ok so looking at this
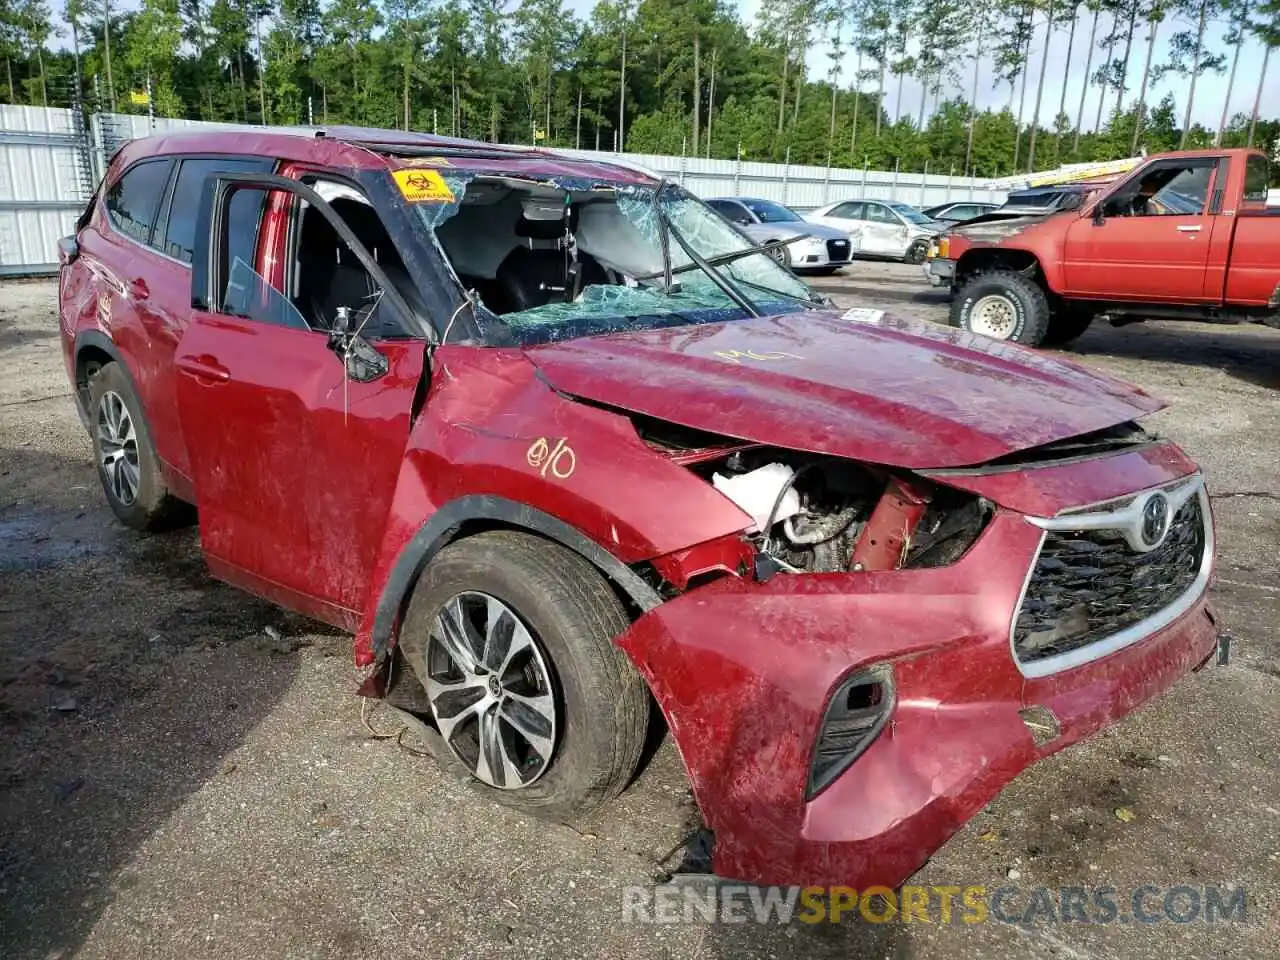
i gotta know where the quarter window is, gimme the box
[105,159,174,246]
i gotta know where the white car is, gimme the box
[805,199,944,264]
[705,197,859,275]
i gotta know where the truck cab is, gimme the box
[926,149,1280,346]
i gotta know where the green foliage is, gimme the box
[0,0,1274,176]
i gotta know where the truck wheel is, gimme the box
[398,531,650,822]
[1042,308,1095,347]
[87,361,186,531]
[951,271,1051,345]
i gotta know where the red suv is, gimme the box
[57,127,1223,889]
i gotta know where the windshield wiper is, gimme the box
[665,219,762,318]
[730,276,821,309]
[646,180,760,317]
[633,235,805,282]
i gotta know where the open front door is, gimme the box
[175,172,430,627]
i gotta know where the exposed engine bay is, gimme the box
[694,447,994,577]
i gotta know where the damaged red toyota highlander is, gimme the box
[57,127,1224,889]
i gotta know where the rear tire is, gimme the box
[398,531,650,822]
[1042,306,1095,347]
[951,271,1051,346]
[87,361,185,531]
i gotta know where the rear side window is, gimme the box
[1243,155,1270,204]
[158,156,274,263]
[105,159,174,246]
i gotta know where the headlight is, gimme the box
[929,236,950,260]
[806,665,895,799]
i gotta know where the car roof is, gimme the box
[109,125,657,185]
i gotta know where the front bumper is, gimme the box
[924,256,955,287]
[789,235,860,269]
[616,454,1218,889]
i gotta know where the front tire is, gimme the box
[768,240,792,269]
[398,531,650,821]
[904,240,929,265]
[87,361,185,530]
[951,271,1051,345]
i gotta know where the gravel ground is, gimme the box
[1,267,1277,960]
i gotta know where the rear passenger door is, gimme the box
[139,156,274,485]
[88,158,179,465]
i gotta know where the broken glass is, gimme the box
[403,172,819,345]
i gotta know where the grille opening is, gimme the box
[1014,493,1206,666]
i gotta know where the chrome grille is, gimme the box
[1014,480,1209,673]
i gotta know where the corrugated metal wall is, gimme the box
[0,106,97,277]
[0,106,1015,278]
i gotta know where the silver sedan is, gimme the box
[705,197,859,274]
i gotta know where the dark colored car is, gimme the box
[57,126,1223,890]
[921,201,1000,224]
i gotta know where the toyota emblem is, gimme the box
[1140,493,1170,548]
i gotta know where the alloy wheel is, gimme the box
[423,591,559,789]
[96,390,140,506]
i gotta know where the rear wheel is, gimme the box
[398,531,650,821]
[1042,306,1096,347]
[951,270,1051,346]
[87,361,185,530]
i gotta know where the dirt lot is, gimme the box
[1,266,1277,960]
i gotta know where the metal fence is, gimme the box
[1,105,1011,278]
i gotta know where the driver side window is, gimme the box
[216,182,415,339]
[1102,163,1214,218]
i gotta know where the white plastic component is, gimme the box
[713,463,802,531]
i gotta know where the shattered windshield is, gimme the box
[394,168,817,345]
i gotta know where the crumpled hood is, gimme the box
[949,212,1056,240]
[524,310,1163,469]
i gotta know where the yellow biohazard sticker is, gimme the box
[392,168,455,203]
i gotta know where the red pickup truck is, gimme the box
[925,148,1280,345]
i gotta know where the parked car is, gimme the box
[59,126,1223,891]
[925,148,1280,346]
[805,199,944,263]
[921,201,1000,224]
[705,197,857,274]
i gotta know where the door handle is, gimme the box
[177,354,230,383]
[128,277,150,300]
[1176,225,1202,233]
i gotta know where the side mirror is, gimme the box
[329,329,389,382]
[57,236,79,266]
[1092,205,1107,226]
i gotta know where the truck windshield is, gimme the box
[403,170,819,345]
